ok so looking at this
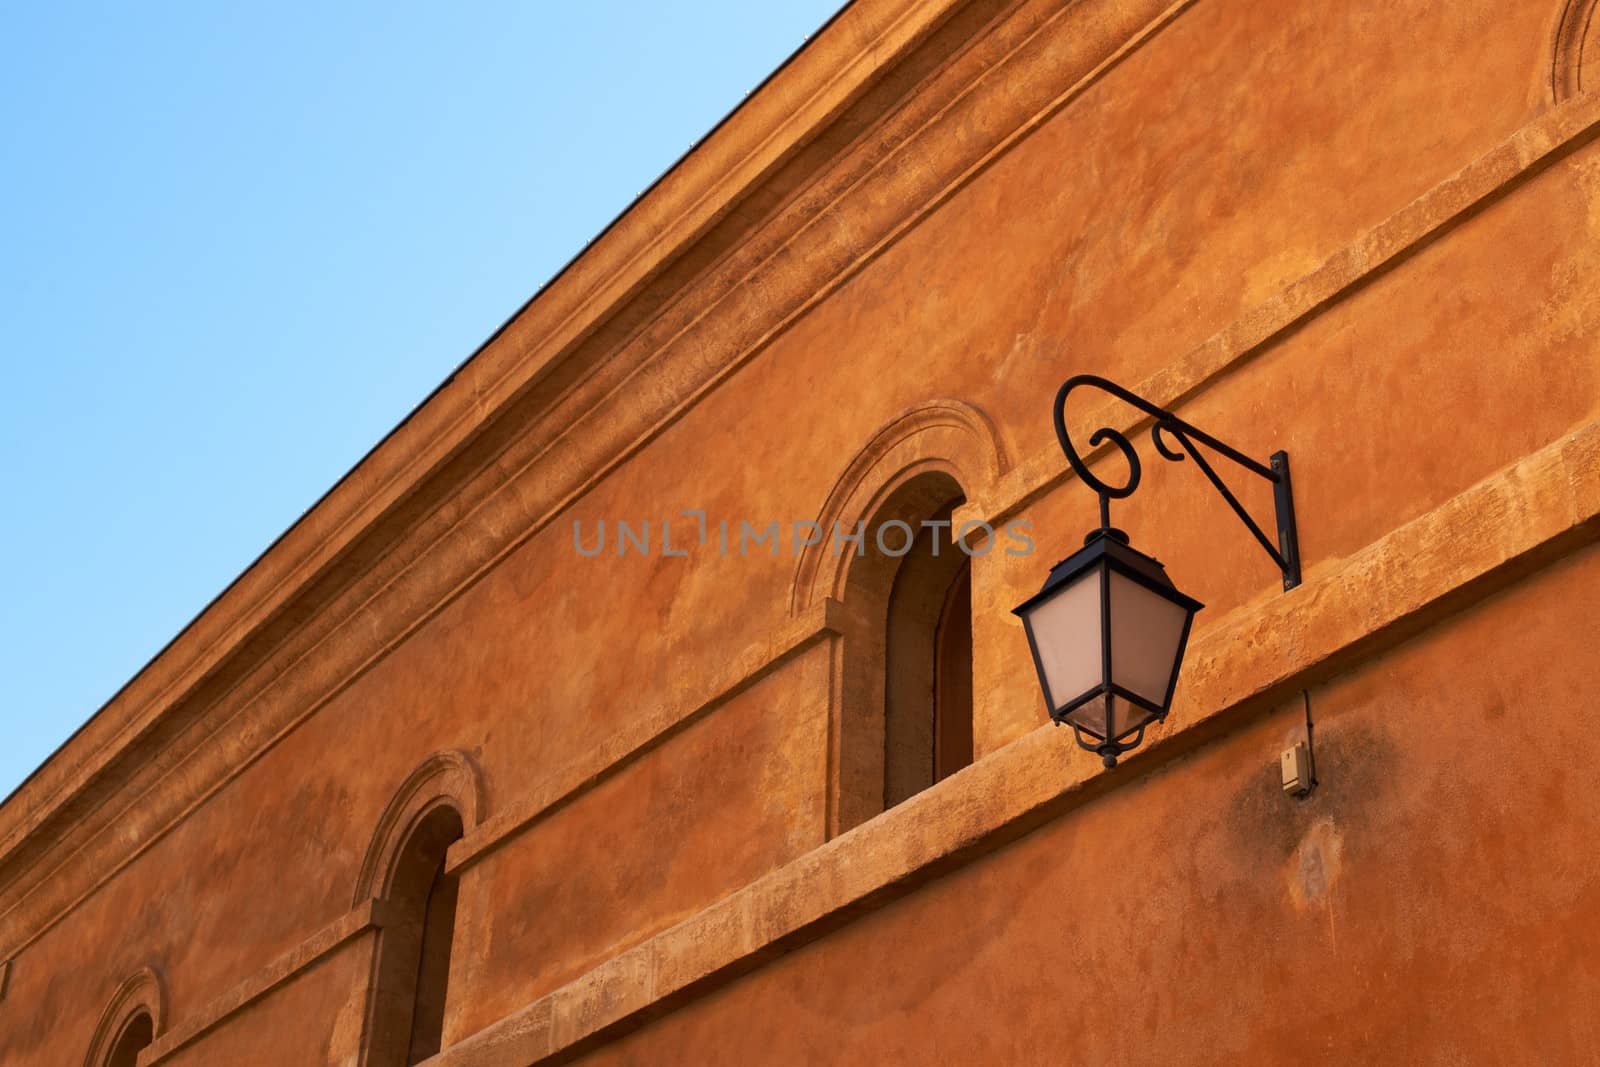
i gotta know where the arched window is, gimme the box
[355,751,482,1067]
[883,498,974,807]
[838,470,975,828]
[102,1012,152,1067]
[84,967,163,1067]
[369,805,464,1066]
[791,400,1005,836]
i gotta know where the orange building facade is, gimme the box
[5,0,1600,1063]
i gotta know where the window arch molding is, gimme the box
[789,399,1008,618]
[352,749,484,908]
[793,399,1006,835]
[356,750,483,1067]
[83,966,164,1067]
[1553,0,1600,101]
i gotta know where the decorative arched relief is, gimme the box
[1553,0,1600,101]
[83,966,164,1067]
[789,399,1008,617]
[352,750,484,908]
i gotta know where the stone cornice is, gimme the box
[0,0,1197,960]
[0,0,969,855]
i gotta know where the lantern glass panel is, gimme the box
[1108,569,1192,707]
[1020,565,1102,712]
[1062,693,1154,742]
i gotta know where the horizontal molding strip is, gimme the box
[423,417,1600,1066]
[0,0,1191,961]
[142,897,395,1065]
[445,598,846,875]
[977,85,1600,529]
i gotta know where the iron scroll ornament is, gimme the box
[1051,375,1302,590]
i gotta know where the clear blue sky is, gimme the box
[0,1,842,801]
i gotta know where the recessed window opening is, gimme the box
[103,1011,153,1067]
[375,805,464,1066]
[884,496,975,808]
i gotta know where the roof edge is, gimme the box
[0,0,966,855]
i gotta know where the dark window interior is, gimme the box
[105,1012,153,1067]
[884,496,975,808]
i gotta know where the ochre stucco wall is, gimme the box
[576,544,1600,1066]
[2,0,1597,1063]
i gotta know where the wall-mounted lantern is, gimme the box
[1013,375,1301,768]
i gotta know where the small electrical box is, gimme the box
[1281,741,1313,796]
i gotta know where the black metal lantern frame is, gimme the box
[1014,529,1202,763]
[1015,374,1302,768]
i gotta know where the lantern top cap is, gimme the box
[1010,527,1205,618]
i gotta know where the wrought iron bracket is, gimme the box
[1051,375,1302,591]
